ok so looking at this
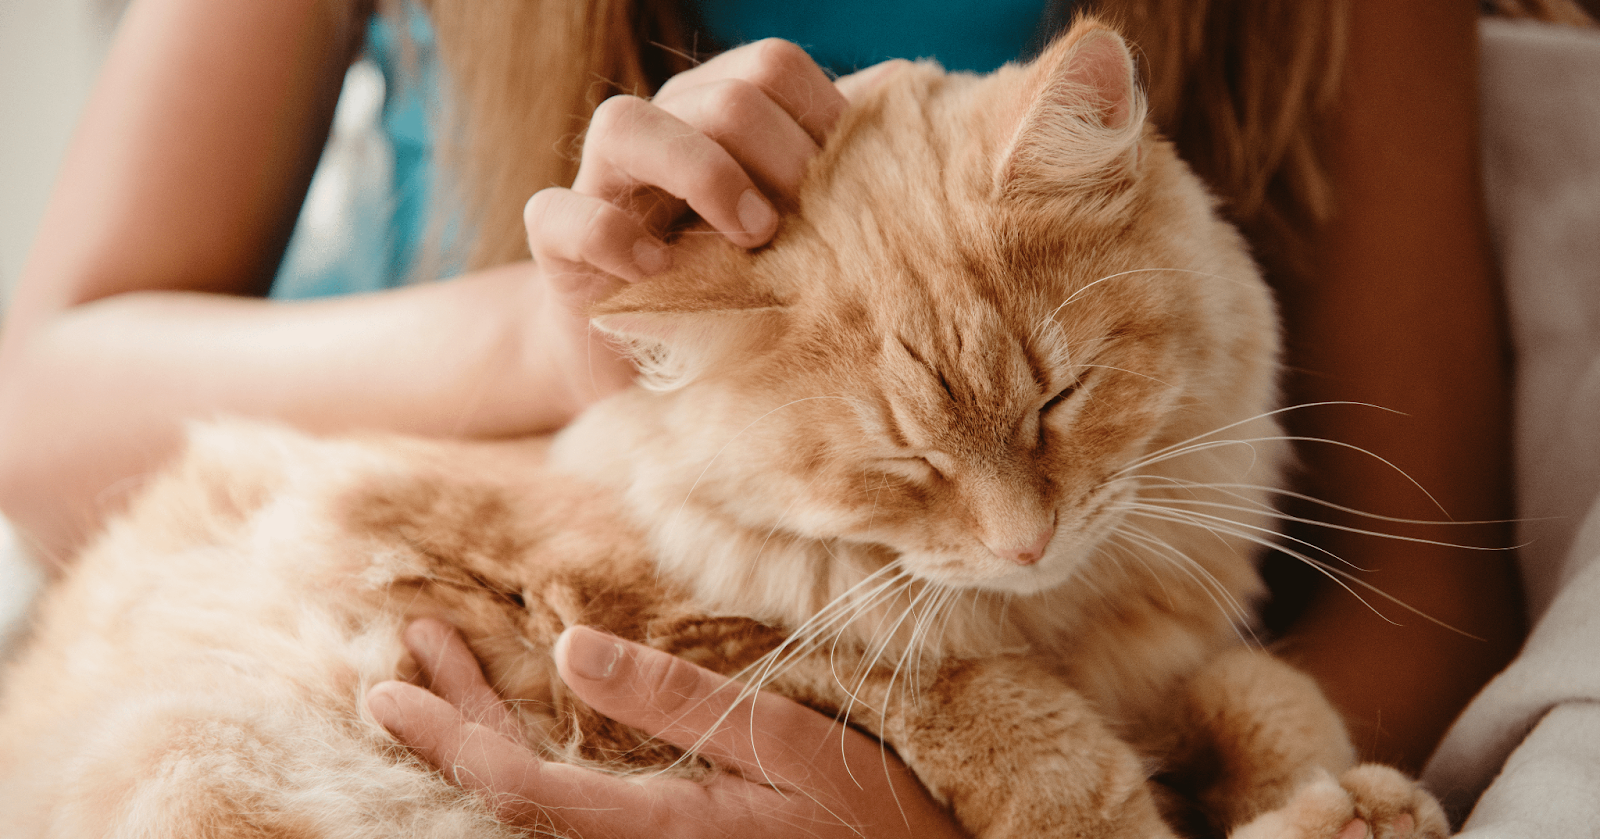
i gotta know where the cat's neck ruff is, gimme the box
[551,393,1020,659]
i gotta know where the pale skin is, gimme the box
[0,0,1520,830]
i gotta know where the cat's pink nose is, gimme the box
[989,524,1056,566]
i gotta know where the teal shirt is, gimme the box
[270,0,1052,299]
[271,7,441,300]
[694,0,1051,74]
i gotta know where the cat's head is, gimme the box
[583,20,1281,600]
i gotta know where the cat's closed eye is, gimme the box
[1036,374,1089,444]
[1041,383,1079,415]
[876,453,949,485]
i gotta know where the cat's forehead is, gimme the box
[803,66,999,231]
[780,271,1064,453]
[878,322,1049,438]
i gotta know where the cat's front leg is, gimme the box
[1173,647,1447,838]
[776,654,1179,839]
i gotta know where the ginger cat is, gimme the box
[0,19,1447,839]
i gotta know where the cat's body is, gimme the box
[0,21,1446,839]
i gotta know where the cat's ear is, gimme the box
[591,290,787,391]
[995,21,1146,198]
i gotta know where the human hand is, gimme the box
[366,618,966,839]
[523,41,904,413]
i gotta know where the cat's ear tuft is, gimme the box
[591,294,787,392]
[995,20,1146,199]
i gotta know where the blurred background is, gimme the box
[0,0,119,315]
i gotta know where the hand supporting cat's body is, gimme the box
[0,20,1446,839]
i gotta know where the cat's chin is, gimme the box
[901,550,1082,596]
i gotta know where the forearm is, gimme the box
[0,263,580,566]
[11,0,363,328]
[1272,0,1524,770]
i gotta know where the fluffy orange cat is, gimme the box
[0,19,1447,839]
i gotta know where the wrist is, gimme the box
[457,262,585,437]
[527,265,636,422]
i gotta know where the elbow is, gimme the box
[0,414,55,573]
[0,355,92,572]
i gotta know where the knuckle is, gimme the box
[524,190,576,261]
[576,204,626,267]
[653,71,689,102]
[588,94,646,137]
[747,37,810,81]
[702,79,765,133]
[669,134,745,195]
[634,650,703,719]
[524,201,558,258]
[573,201,613,263]
[523,188,559,229]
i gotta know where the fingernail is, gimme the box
[737,190,777,239]
[562,626,622,681]
[633,238,671,275]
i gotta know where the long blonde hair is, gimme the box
[409,0,1585,281]
[417,0,692,271]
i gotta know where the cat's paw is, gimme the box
[1336,764,1448,839]
[1229,764,1448,839]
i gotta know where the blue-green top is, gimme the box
[694,0,1050,74]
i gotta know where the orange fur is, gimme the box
[0,20,1444,839]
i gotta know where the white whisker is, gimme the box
[1122,505,1393,624]
[1116,401,1397,474]
[1106,527,1258,643]
[1122,485,1509,557]
[1132,475,1521,528]
[1117,497,1357,569]
[1049,267,1256,323]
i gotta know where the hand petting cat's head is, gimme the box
[574,21,1280,610]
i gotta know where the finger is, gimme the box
[524,187,672,284]
[577,94,779,248]
[655,38,847,145]
[366,681,541,813]
[402,619,522,743]
[656,77,821,202]
[554,626,856,789]
[368,680,676,836]
[835,59,911,103]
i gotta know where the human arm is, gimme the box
[0,0,651,564]
[0,265,604,565]
[0,0,506,563]
[368,619,967,839]
[1270,0,1525,771]
[0,1,855,566]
